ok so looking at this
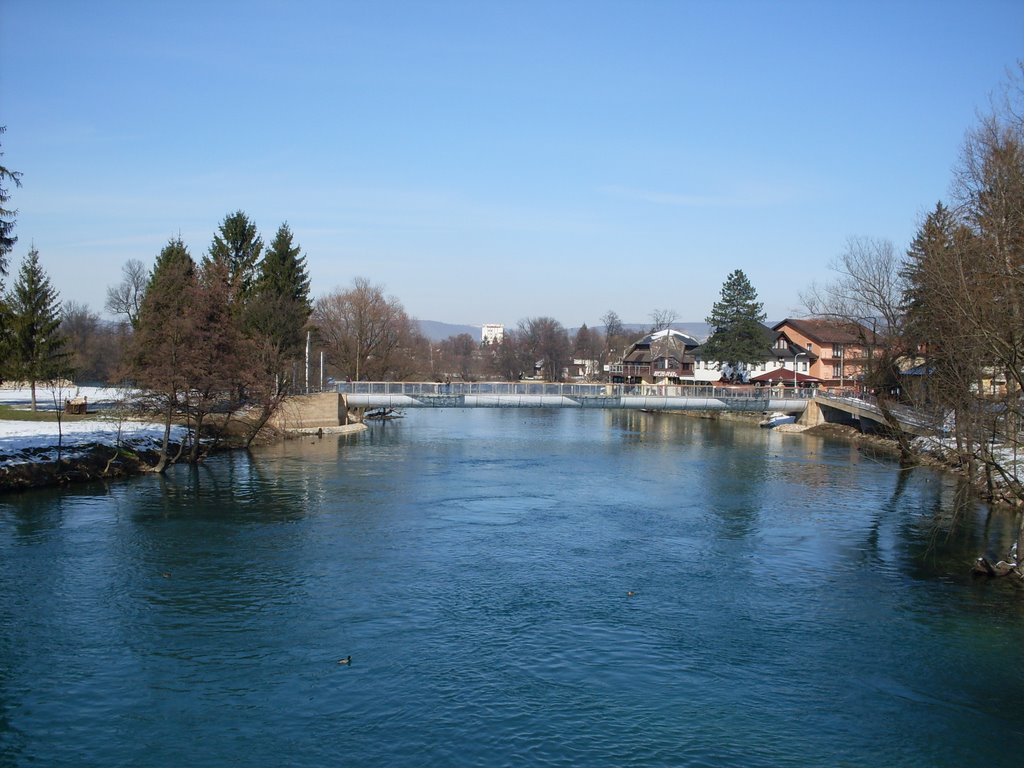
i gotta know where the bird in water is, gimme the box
[337,656,352,665]
[627,591,637,597]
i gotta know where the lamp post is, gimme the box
[794,352,807,391]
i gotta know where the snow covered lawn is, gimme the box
[0,386,184,468]
[0,385,125,411]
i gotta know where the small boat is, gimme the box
[759,412,796,428]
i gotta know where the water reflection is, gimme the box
[2,408,1023,766]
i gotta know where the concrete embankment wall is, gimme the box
[270,393,352,431]
[799,400,826,427]
[800,399,863,429]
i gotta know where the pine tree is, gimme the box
[7,246,67,410]
[258,222,311,311]
[183,256,254,462]
[900,202,988,418]
[702,269,768,367]
[245,222,312,393]
[0,126,22,277]
[129,237,198,472]
[901,202,959,347]
[204,210,263,306]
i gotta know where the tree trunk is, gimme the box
[875,395,915,466]
[153,399,174,474]
[189,413,205,464]
[243,400,282,449]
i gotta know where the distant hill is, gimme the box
[618,322,712,342]
[417,320,481,342]
[417,320,713,343]
[587,322,713,342]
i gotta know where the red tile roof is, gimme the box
[749,369,823,383]
[774,318,877,345]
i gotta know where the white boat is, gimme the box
[759,412,796,428]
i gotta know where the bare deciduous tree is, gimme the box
[600,309,629,378]
[61,301,108,383]
[312,277,413,380]
[518,316,570,381]
[801,236,905,337]
[800,236,914,460]
[489,329,530,381]
[940,63,1024,509]
[105,258,147,328]
[438,333,478,381]
[649,308,678,333]
[573,324,603,380]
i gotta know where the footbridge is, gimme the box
[337,381,811,413]
[810,392,939,437]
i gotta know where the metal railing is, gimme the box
[337,381,815,400]
[813,390,941,435]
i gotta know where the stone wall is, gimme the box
[270,393,345,431]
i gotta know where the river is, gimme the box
[1,408,1022,767]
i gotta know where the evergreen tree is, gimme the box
[245,222,312,394]
[182,256,255,462]
[901,202,958,346]
[7,246,68,410]
[899,201,982,418]
[129,237,198,472]
[257,222,311,311]
[702,269,768,367]
[0,126,22,277]
[150,235,195,281]
[204,210,263,305]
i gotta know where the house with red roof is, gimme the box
[771,318,879,389]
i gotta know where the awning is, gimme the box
[748,369,823,384]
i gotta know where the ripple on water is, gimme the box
[2,409,1023,767]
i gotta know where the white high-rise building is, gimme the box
[481,324,504,345]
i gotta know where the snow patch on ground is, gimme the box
[0,386,182,467]
[0,385,126,409]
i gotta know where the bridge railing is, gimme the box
[813,390,944,434]
[336,381,814,400]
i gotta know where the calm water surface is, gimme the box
[1,409,1022,767]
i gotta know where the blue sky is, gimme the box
[2,1,1022,329]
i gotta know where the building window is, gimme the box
[833,363,841,377]
[806,342,812,351]
[833,343,843,357]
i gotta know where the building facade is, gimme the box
[609,329,700,385]
[481,323,504,345]
[771,318,877,389]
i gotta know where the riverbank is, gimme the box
[0,386,374,493]
[1,442,162,491]
[0,413,368,493]
[802,420,1024,515]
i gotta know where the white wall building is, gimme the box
[481,323,504,345]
